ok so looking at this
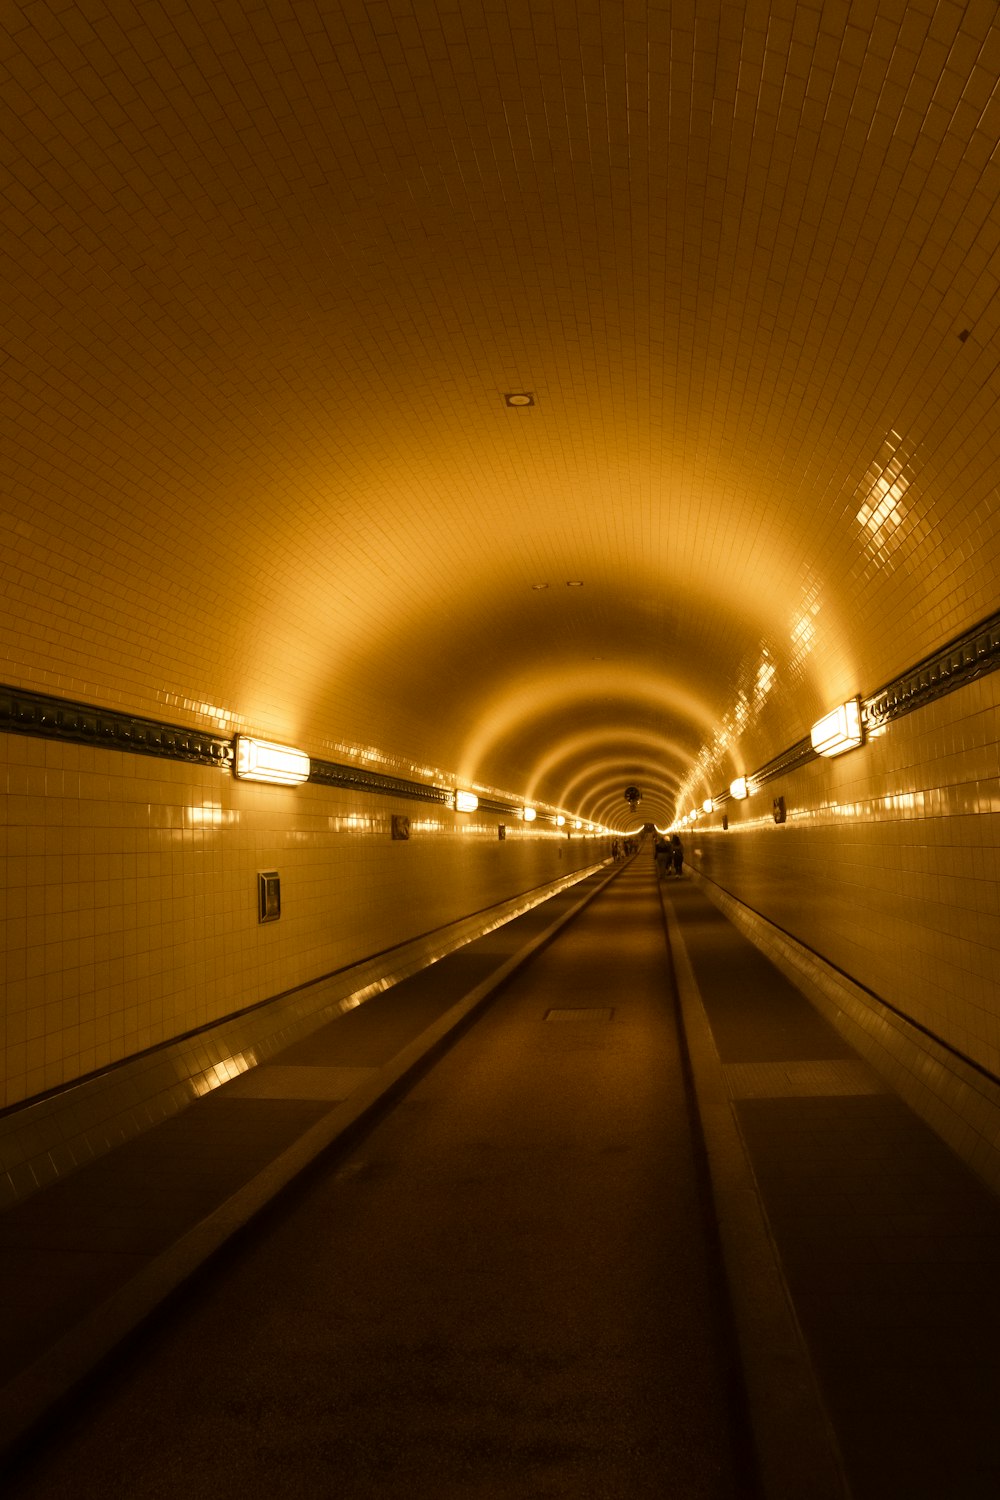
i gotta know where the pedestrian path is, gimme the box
[662,876,1000,1500]
[0,866,617,1469]
[4,858,1000,1499]
[5,860,751,1500]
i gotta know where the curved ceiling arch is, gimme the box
[584,792,679,833]
[569,783,680,833]
[524,726,695,806]
[458,666,726,790]
[556,759,683,824]
[565,777,683,828]
[590,784,679,830]
[3,0,999,821]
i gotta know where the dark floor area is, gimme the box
[2,862,749,1499]
[3,860,1000,1498]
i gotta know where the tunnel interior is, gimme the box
[2,0,999,1180]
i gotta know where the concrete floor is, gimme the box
[3,864,753,1498]
[9,858,1000,1497]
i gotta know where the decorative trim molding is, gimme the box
[0,684,233,767]
[863,610,1000,730]
[747,736,814,788]
[5,603,1000,813]
[713,604,1000,805]
[308,757,450,806]
[0,684,543,814]
[0,685,479,808]
[477,795,522,815]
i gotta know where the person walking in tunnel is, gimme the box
[670,832,684,877]
[655,833,670,879]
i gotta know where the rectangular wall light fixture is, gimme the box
[234,735,310,785]
[455,790,479,812]
[729,777,748,799]
[810,699,864,757]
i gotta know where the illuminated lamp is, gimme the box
[730,776,748,800]
[522,807,537,822]
[555,815,565,827]
[574,820,582,829]
[455,790,479,812]
[702,799,713,814]
[810,698,864,758]
[234,736,310,786]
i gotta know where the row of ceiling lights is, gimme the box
[234,697,864,828]
[232,737,612,833]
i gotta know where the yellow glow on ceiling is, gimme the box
[458,665,720,785]
[524,726,695,804]
[557,759,683,821]
[2,0,998,798]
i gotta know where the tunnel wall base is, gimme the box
[690,869,1000,1199]
[0,863,603,1211]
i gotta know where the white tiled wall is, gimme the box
[0,732,604,1109]
[689,674,1000,1080]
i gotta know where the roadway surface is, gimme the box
[4,861,755,1498]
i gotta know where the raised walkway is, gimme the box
[662,875,1000,1500]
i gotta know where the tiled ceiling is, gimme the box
[3,0,999,826]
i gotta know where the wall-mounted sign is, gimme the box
[391,815,411,840]
[772,796,787,825]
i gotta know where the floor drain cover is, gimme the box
[544,1007,615,1022]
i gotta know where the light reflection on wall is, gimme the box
[789,575,822,677]
[186,803,239,828]
[191,1051,257,1097]
[676,641,780,816]
[159,694,247,732]
[855,431,915,565]
[330,812,376,833]
[323,810,585,838]
[702,782,989,832]
[321,738,460,792]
